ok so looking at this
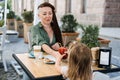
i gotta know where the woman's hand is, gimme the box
[51,43,60,51]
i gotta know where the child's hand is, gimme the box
[56,53,66,62]
[58,47,68,59]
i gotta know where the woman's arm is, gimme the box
[51,42,60,51]
[42,44,61,58]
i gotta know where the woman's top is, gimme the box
[30,22,56,50]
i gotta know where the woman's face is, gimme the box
[38,7,53,25]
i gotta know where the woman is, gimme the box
[30,2,63,58]
[55,42,92,80]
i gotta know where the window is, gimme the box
[81,0,86,13]
[54,0,57,12]
[65,0,71,13]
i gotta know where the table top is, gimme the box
[13,53,120,80]
[13,53,63,80]
[93,64,120,73]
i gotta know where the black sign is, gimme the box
[98,47,112,69]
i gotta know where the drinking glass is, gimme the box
[33,45,42,62]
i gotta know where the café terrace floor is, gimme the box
[0,27,120,80]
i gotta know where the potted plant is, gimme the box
[22,11,33,23]
[0,20,4,27]
[7,10,15,30]
[15,15,24,37]
[7,11,15,19]
[80,24,100,48]
[15,15,22,21]
[22,11,33,43]
[60,14,79,46]
[79,24,110,48]
[79,24,111,65]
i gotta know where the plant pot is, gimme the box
[77,37,111,47]
[15,20,24,37]
[7,19,15,30]
[91,38,111,66]
[91,47,99,66]
[62,32,79,46]
[23,22,33,43]
[98,37,111,47]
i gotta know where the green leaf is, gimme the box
[61,14,78,32]
[80,24,100,48]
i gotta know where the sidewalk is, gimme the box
[100,28,120,39]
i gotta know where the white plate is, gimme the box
[43,55,56,64]
[44,60,55,64]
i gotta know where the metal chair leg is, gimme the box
[3,58,7,72]
[2,51,8,72]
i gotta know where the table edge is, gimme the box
[12,53,63,80]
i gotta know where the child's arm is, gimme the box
[55,54,65,73]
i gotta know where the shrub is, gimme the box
[0,20,4,27]
[80,24,100,48]
[22,11,33,23]
[61,14,78,33]
[7,11,15,19]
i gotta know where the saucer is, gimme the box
[43,55,56,64]
[43,58,55,64]
[29,51,35,58]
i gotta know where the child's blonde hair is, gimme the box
[68,41,92,80]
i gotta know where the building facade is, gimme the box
[11,0,120,27]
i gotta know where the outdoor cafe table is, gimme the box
[13,53,63,80]
[13,53,120,80]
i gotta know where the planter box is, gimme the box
[98,37,111,47]
[76,37,111,47]
[23,22,33,43]
[91,47,99,66]
[15,20,24,37]
[7,19,15,30]
[62,32,79,46]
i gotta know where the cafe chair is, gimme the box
[93,72,120,80]
[93,72,109,80]
[27,31,32,51]
[111,76,120,80]
[0,27,8,72]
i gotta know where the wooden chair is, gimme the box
[0,27,8,72]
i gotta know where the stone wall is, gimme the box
[78,0,105,27]
[78,14,103,27]
[11,0,120,27]
[78,0,120,27]
[103,0,120,27]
